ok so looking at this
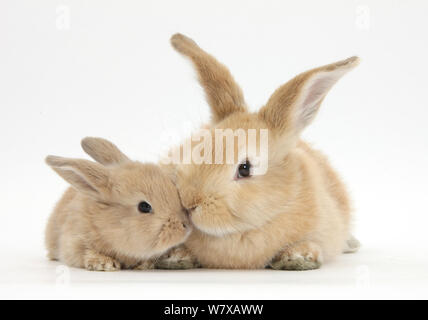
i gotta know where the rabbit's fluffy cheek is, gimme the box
[190,206,231,236]
[187,199,245,237]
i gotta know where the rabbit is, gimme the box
[156,33,360,270]
[45,137,191,271]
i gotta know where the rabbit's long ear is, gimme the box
[46,155,111,199]
[171,33,247,123]
[81,137,130,165]
[259,56,359,136]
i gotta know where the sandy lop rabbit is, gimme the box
[159,33,360,270]
[45,137,190,271]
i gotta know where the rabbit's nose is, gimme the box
[179,187,203,210]
[182,221,192,230]
[186,205,198,216]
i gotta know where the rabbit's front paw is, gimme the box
[133,260,156,270]
[268,241,322,271]
[83,250,121,271]
[155,246,201,270]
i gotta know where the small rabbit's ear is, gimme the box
[46,155,111,199]
[259,56,360,135]
[81,137,130,165]
[171,33,247,123]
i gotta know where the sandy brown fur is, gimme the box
[45,138,190,271]
[163,34,359,269]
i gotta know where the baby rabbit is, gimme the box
[45,137,190,271]
[157,33,360,270]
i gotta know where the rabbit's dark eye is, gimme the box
[237,160,251,178]
[138,201,152,213]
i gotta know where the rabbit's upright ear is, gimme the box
[46,155,111,199]
[259,56,360,136]
[81,137,130,165]
[171,33,247,123]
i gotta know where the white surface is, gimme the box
[1,245,427,300]
[1,0,428,299]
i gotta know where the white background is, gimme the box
[1,0,427,299]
